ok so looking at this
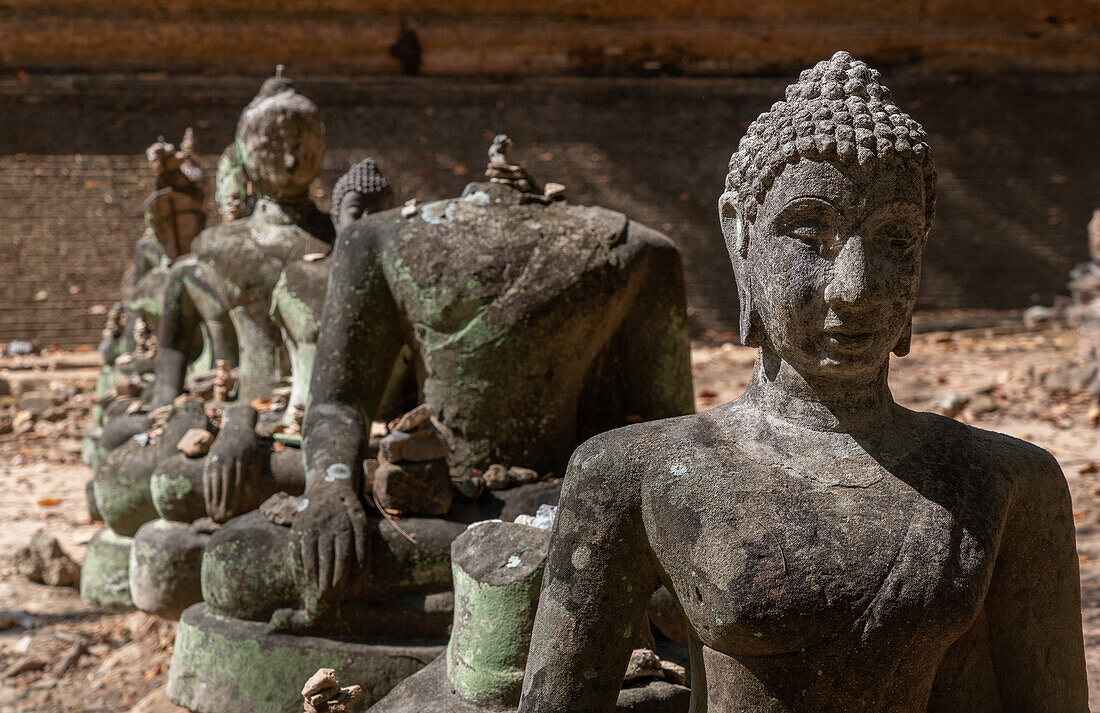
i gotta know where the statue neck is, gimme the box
[743,348,897,436]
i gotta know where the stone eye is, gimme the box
[786,218,829,245]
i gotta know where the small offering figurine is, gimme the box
[518,51,1088,713]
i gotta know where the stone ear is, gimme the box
[719,192,764,348]
[892,320,912,357]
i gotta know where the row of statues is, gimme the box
[80,52,1087,712]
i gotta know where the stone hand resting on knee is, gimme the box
[271,403,370,630]
[203,403,265,522]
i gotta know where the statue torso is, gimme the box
[374,185,672,470]
[638,404,1016,712]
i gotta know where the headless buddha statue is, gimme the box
[125,158,397,619]
[518,52,1088,713]
[165,138,694,713]
[83,130,211,524]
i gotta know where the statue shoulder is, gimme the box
[191,220,249,260]
[913,410,1068,505]
[567,413,705,495]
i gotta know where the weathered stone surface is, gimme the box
[14,530,80,587]
[167,603,443,713]
[390,404,433,433]
[517,52,1089,713]
[373,460,453,517]
[152,76,334,408]
[183,139,693,709]
[379,428,449,464]
[645,587,690,646]
[507,466,539,485]
[177,428,214,457]
[482,464,509,490]
[129,519,210,619]
[370,519,688,713]
[259,491,301,526]
[302,668,340,698]
[80,529,134,612]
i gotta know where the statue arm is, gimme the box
[303,223,405,490]
[152,259,205,406]
[616,232,694,419]
[983,449,1088,711]
[519,433,659,713]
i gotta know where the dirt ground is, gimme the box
[1,324,1099,712]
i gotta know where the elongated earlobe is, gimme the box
[720,193,765,348]
[892,320,912,357]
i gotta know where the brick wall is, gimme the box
[1,72,1098,346]
[2,1,1098,75]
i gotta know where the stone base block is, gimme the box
[80,528,134,612]
[168,604,445,713]
[129,519,210,619]
[371,655,691,713]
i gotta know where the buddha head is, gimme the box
[331,158,395,231]
[236,87,325,203]
[719,51,936,380]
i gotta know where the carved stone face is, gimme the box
[237,94,325,200]
[727,156,926,379]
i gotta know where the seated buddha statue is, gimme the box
[517,52,1088,713]
[151,78,334,409]
[164,138,695,713]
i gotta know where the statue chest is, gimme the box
[646,464,1008,658]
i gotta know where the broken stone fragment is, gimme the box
[260,492,302,526]
[623,648,665,682]
[373,460,452,516]
[483,463,510,490]
[301,668,339,698]
[391,403,433,433]
[177,428,214,458]
[508,466,539,485]
[113,375,141,398]
[379,427,448,463]
[12,411,33,435]
[13,530,80,588]
[300,668,362,713]
[543,182,566,199]
[18,391,66,416]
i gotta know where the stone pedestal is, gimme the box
[129,519,211,619]
[80,528,134,611]
[167,604,445,713]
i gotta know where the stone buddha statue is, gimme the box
[152,79,334,409]
[518,52,1089,713]
[165,139,694,713]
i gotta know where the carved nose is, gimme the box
[824,235,870,305]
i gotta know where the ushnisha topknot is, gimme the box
[331,158,393,217]
[726,51,936,229]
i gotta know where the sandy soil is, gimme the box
[1,326,1099,711]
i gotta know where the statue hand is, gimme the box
[202,405,262,522]
[290,483,368,606]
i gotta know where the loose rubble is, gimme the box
[14,529,81,588]
[301,668,362,713]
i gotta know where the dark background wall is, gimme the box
[3,0,1099,75]
[1,72,1097,346]
[0,2,1097,346]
